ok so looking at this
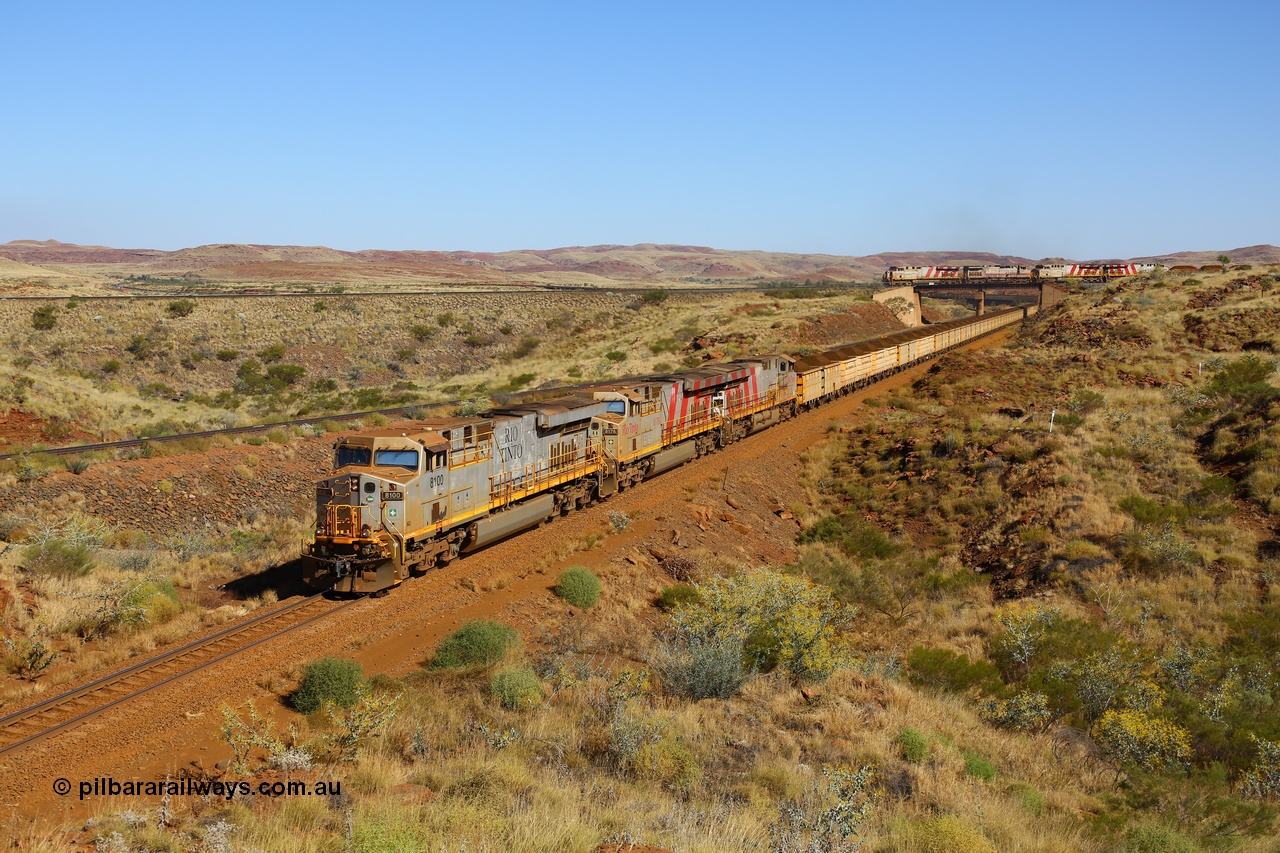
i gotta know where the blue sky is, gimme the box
[3,1,1276,259]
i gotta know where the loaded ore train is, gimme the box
[303,305,1033,594]
[882,262,1160,283]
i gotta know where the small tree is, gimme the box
[218,700,289,775]
[991,605,1059,679]
[324,686,402,762]
[2,624,60,680]
[770,764,879,852]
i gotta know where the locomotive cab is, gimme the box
[305,430,451,594]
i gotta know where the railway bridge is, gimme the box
[875,281,1065,327]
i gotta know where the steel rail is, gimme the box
[0,284,768,302]
[0,593,356,758]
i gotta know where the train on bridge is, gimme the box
[883,262,1160,283]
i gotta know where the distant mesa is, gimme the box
[0,239,1276,287]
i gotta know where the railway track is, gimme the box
[0,593,357,758]
[0,284,763,301]
[0,402,451,461]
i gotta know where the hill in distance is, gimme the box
[1,239,1277,291]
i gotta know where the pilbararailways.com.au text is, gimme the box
[58,777,342,801]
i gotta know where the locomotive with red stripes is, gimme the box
[303,310,1025,594]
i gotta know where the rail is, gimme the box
[0,593,357,757]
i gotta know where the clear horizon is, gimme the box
[4,1,1276,259]
[0,235,1271,264]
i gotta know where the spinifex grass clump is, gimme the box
[291,656,365,714]
[490,666,544,710]
[430,620,517,669]
[554,566,601,609]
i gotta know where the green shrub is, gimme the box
[639,288,669,305]
[100,359,122,374]
[604,350,627,362]
[215,349,239,362]
[649,337,682,354]
[291,656,365,714]
[1207,354,1279,407]
[23,539,94,577]
[907,646,1005,695]
[1068,388,1106,414]
[898,727,930,763]
[126,333,158,359]
[1119,495,1189,527]
[266,364,306,386]
[656,584,701,611]
[1094,709,1192,771]
[490,666,544,710]
[502,373,535,391]
[313,300,327,312]
[554,566,601,609]
[510,336,540,359]
[431,620,517,669]
[800,513,898,559]
[257,343,287,363]
[1122,823,1201,853]
[1054,412,1086,434]
[670,568,850,682]
[963,749,997,781]
[31,305,57,330]
[166,299,196,318]
[436,311,456,327]
[409,323,433,341]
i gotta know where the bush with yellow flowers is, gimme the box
[1094,709,1192,772]
[665,568,855,682]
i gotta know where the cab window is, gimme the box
[374,449,419,470]
[335,446,371,467]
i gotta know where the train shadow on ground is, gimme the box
[215,558,315,602]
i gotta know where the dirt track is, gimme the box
[0,329,1012,829]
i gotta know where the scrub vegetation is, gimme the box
[17,267,1280,851]
[0,287,884,453]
